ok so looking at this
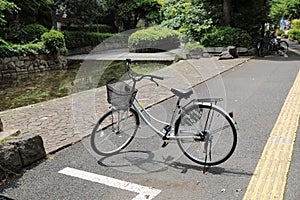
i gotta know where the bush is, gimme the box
[291,19,300,29]
[63,31,114,49]
[41,30,67,53]
[21,24,48,43]
[288,28,300,41]
[184,41,204,51]
[128,27,181,52]
[200,26,253,48]
[0,42,47,58]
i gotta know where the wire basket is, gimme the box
[106,79,137,109]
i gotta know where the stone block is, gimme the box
[8,135,46,167]
[0,144,22,173]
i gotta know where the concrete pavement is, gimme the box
[1,50,252,154]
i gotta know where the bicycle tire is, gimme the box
[278,41,288,54]
[90,108,139,156]
[175,103,237,166]
[258,42,268,57]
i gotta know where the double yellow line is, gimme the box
[243,69,300,199]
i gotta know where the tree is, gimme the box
[7,0,53,28]
[55,0,103,28]
[223,0,232,25]
[161,0,213,40]
[0,0,19,25]
[269,0,300,23]
[104,0,163,32]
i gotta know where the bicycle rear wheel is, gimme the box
[278,41,288,54]
[258,42,268,57]
[175,104,237,166]
[91,108,139,156]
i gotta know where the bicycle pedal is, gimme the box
[162,141,169,148]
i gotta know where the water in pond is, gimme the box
[0,61,171,112]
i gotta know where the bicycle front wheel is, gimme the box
[278,41,288,54]
[91,108,139,156]
[175,104,237,166]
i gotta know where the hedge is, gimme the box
[0,42,47,58]
[63,31,114,49]
[128,27,181,52]
[0,30,66,58]
[200,26,253,48]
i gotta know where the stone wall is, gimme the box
[0,53,67,80]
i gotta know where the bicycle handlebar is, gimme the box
[125,58,164,86]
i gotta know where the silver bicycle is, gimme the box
[91,59,238,166]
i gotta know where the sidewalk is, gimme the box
[0,51,251,154]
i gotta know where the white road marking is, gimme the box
[58,167,161,200]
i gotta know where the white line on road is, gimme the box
[58,167,161,200]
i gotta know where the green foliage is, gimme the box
[292,19,300,29]
[184,41,204,51]
[289,19,300,41]
[18,24,49,44]
[0,0,19,25]
[128,27,180,51]
[231,0,267,38]
[41,30,67,53]
[269,0,300,22]
[63,31,114,49]
[55,0,104,27]
[0,37,8,45]
[0,42,47,58]
[276,29,285,36]
[161,0,213,41]
[288,28,300,41]
[200,26,253,48]
[6,0,52,28]
[65,24,115,33]
[104,0,163,31]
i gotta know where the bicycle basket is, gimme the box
[106,79,137,109]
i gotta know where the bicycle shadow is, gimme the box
[97,150,253,177]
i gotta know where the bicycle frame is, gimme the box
[131,96,179,139]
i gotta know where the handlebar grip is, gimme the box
[151,75,164,80]
[125,58,132,72]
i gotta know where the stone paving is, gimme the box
[0,49,252,154]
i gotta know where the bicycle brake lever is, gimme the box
[151,77,159,86]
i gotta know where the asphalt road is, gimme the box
[1,52,300,200]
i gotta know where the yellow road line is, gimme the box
[243,69,300,200]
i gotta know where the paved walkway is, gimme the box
[1,50,251,154]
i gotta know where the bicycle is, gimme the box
[257,36,289,57]
[90,59,238,166]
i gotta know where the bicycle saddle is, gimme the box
[171,88,193,99]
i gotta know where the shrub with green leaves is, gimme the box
[128,27,181,51]
[288,28,300,41]
[41,30,67,53]
[200,26,253,48]
[63,31,114,49]
[291,19,300,29]
[21,24,48,43]
[0,42,47,58]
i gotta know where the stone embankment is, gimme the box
[0,54,66,80]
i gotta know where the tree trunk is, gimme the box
[223,0,232,26]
